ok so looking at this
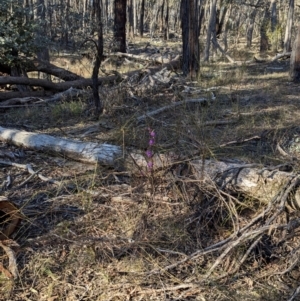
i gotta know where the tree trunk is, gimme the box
[246,0,261,48]
[260,2,270,53]
[114,0,127,53]
[128,0,134,38]
[290,24,300,82]
[139,0,145,36]
[36,0,50,80]
[203,0,217,62]
[181,0,200,78]
[163,0,169,40]
[92,0,104,116]
[283,0,294,53]
[270,0,277,51]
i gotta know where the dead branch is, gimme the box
[271,52,291,62]
[108,52,178,65]
[0,90,53,102]
[0,57,180,97]
[0,87,89,108]
[27,58,84,81]
[136,98,209,123]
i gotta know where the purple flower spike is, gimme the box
[149,139,155,146]
[147,161,153,169]
[146,149,153,158]
[150,130,155,138]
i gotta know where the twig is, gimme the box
[136,98,209,123]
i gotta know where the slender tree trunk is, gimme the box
[290,24,300,82]
[114,0,127,52]
[36,0,50,80]
[181,0,200,78]
[164,0,169,40]
[203,0,217,62]
[260,2,270,53]
[283,0,294,53]
[92,0,104,116]
[270,0,277,51]
[139,0,145,36]
[128,0,134,38]
[246,0,261,48]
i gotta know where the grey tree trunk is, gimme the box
[203,0,217,62]
[270,0,277,51]
[260,2,270,53]
[283,0,294,53]
[246,0,261,48]
[290,25,300,82]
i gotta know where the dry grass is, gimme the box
[1,37,300,301]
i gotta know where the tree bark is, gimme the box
[203,0,217,62]
[260,2,270,53]
[114,0,127,53]
[283,0,294,53]
[181,0,200,78]
[92,0,104,116]
[290,25,300,82]
[139,0,145,36]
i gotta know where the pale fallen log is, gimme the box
[0,126,173,170]
[108,52,178,65]
[0,126,298,206]
[190,159,299,205]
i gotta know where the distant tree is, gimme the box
[283,0,294,53]
[290,24,300,82]
[203,0,217,62]
[114,0,127,52]
[181,0,200,78]
[260,1,270,53]
[139,0,145,37]
[92,0,104,116]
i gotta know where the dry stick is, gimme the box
[150,185,289,276]
[288,285,300,301]
[204,222,295,279]
[136,98,208,123]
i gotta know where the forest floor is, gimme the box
[1,36,300,300]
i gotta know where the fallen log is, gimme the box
[0,90,53,101]
[108,52,178,65]
[0,126,298,206]
[0,88,89,108]
[27,58,84,81]
[0,57,180,95]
